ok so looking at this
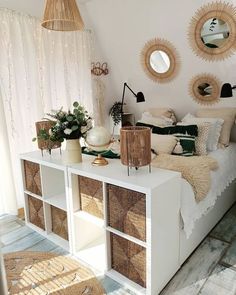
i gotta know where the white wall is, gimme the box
[80,0,236,127]
[0,0,235,123]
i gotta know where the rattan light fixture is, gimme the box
[42,0,84,31]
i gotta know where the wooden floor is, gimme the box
[1,204,236,295]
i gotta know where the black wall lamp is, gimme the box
[220,83,236,98]
[121,82,145,113]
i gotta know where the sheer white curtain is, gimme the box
[0,8,93,213]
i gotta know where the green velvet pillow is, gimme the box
[173,134,196,156]
[136,122,198,136]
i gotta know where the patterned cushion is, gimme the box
[138,112,173,127]
[136,122,198,136]
[151,134,177,154]
[178,122,210,155]
[173,134,196,156]
[182,113,224,151]
[145,107,177,122]
[195,123,211,155]
[196,108,236,147]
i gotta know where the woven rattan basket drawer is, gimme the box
[51,206,68,241]
[78,175,103,219]
[111,233,146,287]
[107,184,146,241]
[28,195,45,230]
[24,160,42,196]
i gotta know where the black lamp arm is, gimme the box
[232,85,236,90]
[121,82,137,114]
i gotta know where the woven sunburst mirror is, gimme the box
[189,74,221,105]
[141,38,180,83]
[188,1,236,61]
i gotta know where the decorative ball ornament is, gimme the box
[86,126,111,166]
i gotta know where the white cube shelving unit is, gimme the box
[68,155,181,295]
[20,151,181,295]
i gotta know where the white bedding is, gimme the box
[181,142,236,238]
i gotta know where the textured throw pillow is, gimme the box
[196,108,236,147]
[178,122,210,155]
[136,122,198,136]
[194,123,211,155]
[173,134,196,156]
[151,134,177,154]
[138,111,173,127]
[146,108,177,122]
[182,113,224,151]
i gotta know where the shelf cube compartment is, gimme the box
[110,232,146,288]
[78,175,103,219]
[73,213,106,271]
[51,205,68,241]
[24,160,42,196]
[28,195,45,230]
[107,184,146,241]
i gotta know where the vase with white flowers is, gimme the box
[36,101,92,163]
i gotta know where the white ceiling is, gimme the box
[0,0,87,18]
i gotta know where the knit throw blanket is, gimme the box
[152,154,218,202]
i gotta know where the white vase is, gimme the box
[63,139,82,164]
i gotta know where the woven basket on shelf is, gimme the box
[35,121,61,152]
[111,233,146,288]
[24,160,42,196]
[78,175,103,219]
[51,205,68,240]
[107,184,146,241]
[28,195,45,230]
[120,126,151,168]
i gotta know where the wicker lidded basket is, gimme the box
[35,121,61,152]
[120,126,151,168]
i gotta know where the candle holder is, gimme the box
[120,126,151,175]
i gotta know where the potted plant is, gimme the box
[109,101,123,135]
[34,102,92,163]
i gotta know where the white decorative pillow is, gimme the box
[146,108,177,122]
[139,111,173,127]
[151,134,177,154]
[178,122,210,155]
[195,123,211,155]
[196,108,236,147]
[182,113,224,151]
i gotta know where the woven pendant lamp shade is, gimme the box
[42,0,84,31]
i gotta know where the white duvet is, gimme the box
[181,142,236,238]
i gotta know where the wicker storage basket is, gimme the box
[35,121,61,151]
[24,160,42,196]
[111,233,146,287]
[120,126,151,168]
[28,195,45,230]
[51,206,68,241]
[107,184,146,241]
[78,175,103,219]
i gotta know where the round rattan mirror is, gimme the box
[141,38,180,83]
[189,74,220,105]
[188,2,236,61]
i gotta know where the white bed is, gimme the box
[179,142,236,265]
